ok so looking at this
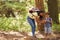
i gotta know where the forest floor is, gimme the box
[0,31,60,40]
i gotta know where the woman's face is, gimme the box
[39,13,44,16]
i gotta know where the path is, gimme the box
[0,31,60,40]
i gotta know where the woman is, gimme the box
[36,11,45,33]
[27,10,36,37]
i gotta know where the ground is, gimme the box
[0,31,60,40]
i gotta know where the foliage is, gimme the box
[0,1,30,32]
[0,0,60,32]
[52,24,60,32]
[0,17,31,32]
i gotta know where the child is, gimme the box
[44,13,52,37]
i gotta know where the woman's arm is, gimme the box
[28,13,35,19]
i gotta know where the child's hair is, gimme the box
[45,12,50,17]
[45,12,49,15]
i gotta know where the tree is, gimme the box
[47,0,59,24]
[35,0,45,32]
[35,0,44,10]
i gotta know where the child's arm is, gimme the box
[50,18,53,27]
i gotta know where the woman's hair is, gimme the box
[37,10,45,16]
[29,10,33,13]
[36,10,44,20]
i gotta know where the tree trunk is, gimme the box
[35,0,44,32]
[47,0,59,24]
[35,0,44,10]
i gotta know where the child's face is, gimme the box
[45,15,49,18]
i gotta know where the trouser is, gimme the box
[44,24,52,33]
[27,16,36,36]
[44,27,51,33]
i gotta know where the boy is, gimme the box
[44,13,52,37]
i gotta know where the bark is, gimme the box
[35,0,44,10]
[48,0,59,24]
[35,0,45,32]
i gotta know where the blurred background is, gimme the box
[0,0,60,33]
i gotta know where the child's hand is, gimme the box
[47,20,50,22]
[41,20,46,23]
[45,20,46,22]
[44,20,46,23]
